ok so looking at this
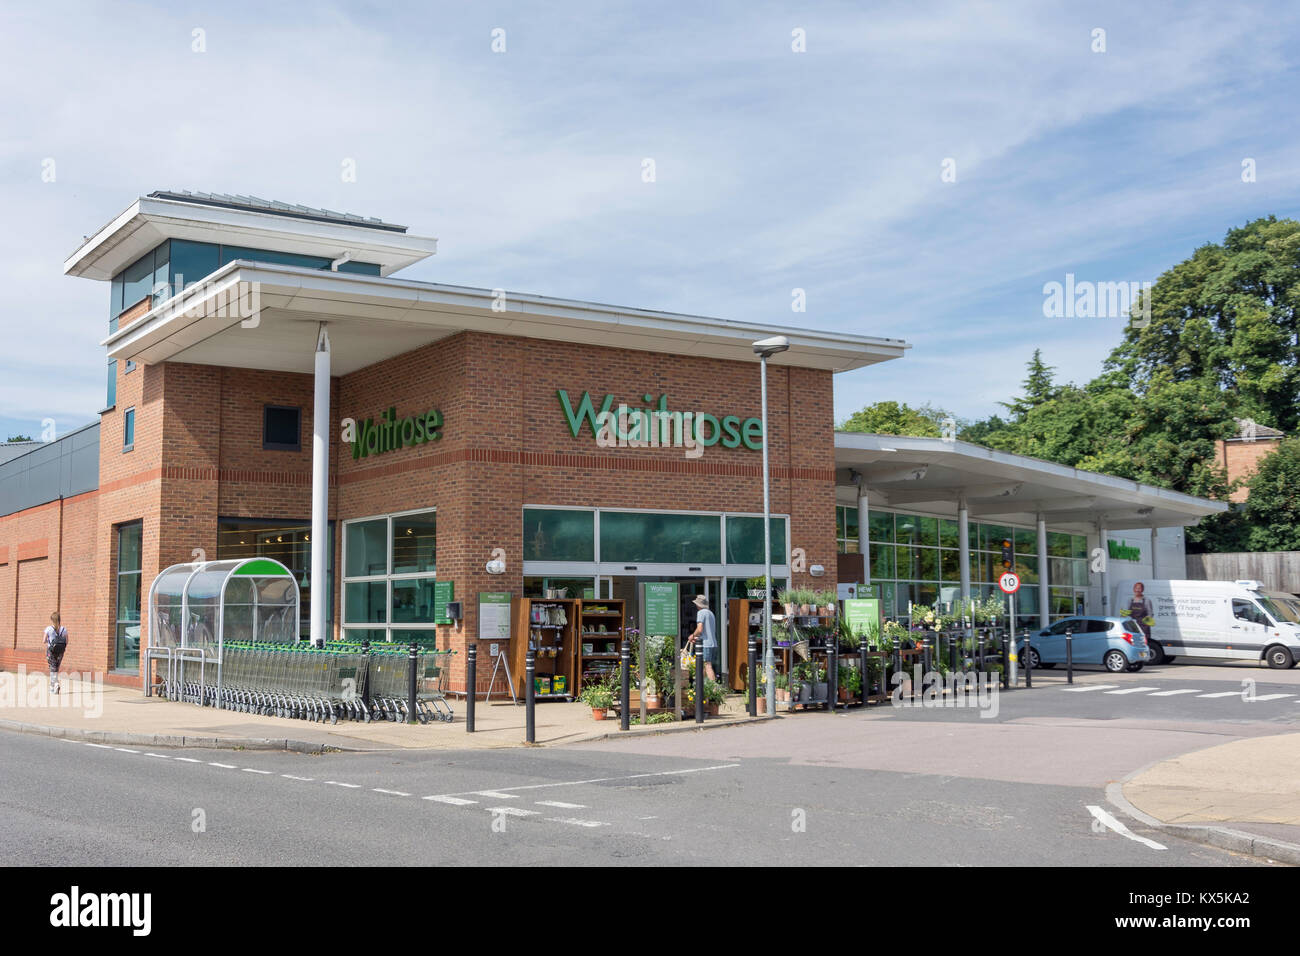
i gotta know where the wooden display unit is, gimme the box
[726,598,768,692]
[509,597,578,700]
[575,598,626,695]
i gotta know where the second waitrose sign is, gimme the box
[557,390,764,450]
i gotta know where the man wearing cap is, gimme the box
[687,594,718,682]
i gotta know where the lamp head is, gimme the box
[752,335,790,359]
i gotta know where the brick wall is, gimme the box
[1217,438,1283,503]
[2,329,839,695]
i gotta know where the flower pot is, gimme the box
[591,707,607,720]
[645,694,661,709]
[799,683,812,702]
[705,702,719,716]
[783,603,795,616]
[756,697,767,714]
[838,687,852,702]
[813,682,828,701]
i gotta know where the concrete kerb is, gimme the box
[0,717,339,754]
[1105,773,1300,867]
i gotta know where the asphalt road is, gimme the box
[0,701,1268,866]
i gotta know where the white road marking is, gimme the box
[488,807,538,817]
[144,753,170,759]
[536,801,588,809]
[1248,694,1293,702]
[282,774,314,781]
[474,791,518,799]
[114,747,140,753]
[1197,692,1241,698]
[1104,687,1160,695]
[1147,689,1201,697]
[209,762,237,769]
[441,764,740,799]
[242,768,273,775]
[85,743,114,749]
[373,788,411,797]
[546,817,609,827]
[1086,805,1166,851]
[424,795,477,806]
[1061,685,1119,693]
[174,757,201,763]
[325,781,361,788]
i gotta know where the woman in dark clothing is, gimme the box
[1127,583,1153,643]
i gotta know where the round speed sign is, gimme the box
[998,572,1021,594]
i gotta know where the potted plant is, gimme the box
[839,665,862,701]
[643,674,660,710]
[777,587,796,617]
[774,671,790,702]
[811,663,828,702]
[580,681,614,720]
[703,678,726,716]
[746,575,769,600]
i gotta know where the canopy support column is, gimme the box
[1097,517,1110,616]
[310,323,331,647]
[958,495,971,638]
[1036,513,1049,630]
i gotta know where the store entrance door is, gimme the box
[615,575,724,679]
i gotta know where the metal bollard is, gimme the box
[747,637,758,717]
[1023,629,1033,688]
[407,643,419,724]
[620,637,630,732]
[860,643,869,704]
[950,633,958,674]
[1000,637,1009,690]
[466,642,476,733]
[525,645,536,744]
[1065,627,1074,684]
[694,641,704,724]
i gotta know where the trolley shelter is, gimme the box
[145,558,300,704]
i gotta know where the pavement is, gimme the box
[0,668,770,752]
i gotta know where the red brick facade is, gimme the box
[1,330,838,694]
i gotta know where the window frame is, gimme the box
[262,404,302,452]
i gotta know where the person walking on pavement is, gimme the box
[44,611,68,695]
[687,594,718,682]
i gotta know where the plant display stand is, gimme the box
[509,597,578,701]
[575,598,626,695]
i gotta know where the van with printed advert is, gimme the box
[1111,578,1300,669]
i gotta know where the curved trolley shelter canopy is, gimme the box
[148,557,300,655]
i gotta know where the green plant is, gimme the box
[580,682,614,709]
[746,576,770,592]
[777,588,795,606]
[837,616,862,650]
[647,712,675,724]
[774,671,789,690]
[840,666,863,694]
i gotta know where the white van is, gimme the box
[1112,579,1300,669]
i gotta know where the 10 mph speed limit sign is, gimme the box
[999,572,1021,594]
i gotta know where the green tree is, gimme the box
[5,434,33,442]
[1000,348,1059,421]
[839,401,954,437]
[1239,439,1300,551]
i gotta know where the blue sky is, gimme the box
[1,0,1298,441]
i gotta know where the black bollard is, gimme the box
[860,642,869,704]
[1000,637,1009,690]
[1065,627,1074,684]
[747,637,758,717]
[525,645,536,744]
[1024,629,1033,688]
[407,643,419,724]
[694,641,704,724]
[620,637,630,732]
[466,642,477,733]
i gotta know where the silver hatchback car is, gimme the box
[1020,616,1150,673]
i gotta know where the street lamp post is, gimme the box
[753,335,789,718]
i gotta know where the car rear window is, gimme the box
[1121,618,1143,632]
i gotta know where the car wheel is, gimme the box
[1265,645,1294,670]
[1127,662,1144,672]
[1104,650,1129,673]
[1164,655,1177,663]
[1147,641,1166,665]
[1026,647,1042,670]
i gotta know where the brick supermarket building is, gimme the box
[1,191,1227,693]
[0,191,907,692]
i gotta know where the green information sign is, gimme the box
[843,598,881,640]
[433,581,455,624]
[478,592,512,642]
[643,582,679,637]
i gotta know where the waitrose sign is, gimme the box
[351,405,443,459]
[557,390,764,450]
